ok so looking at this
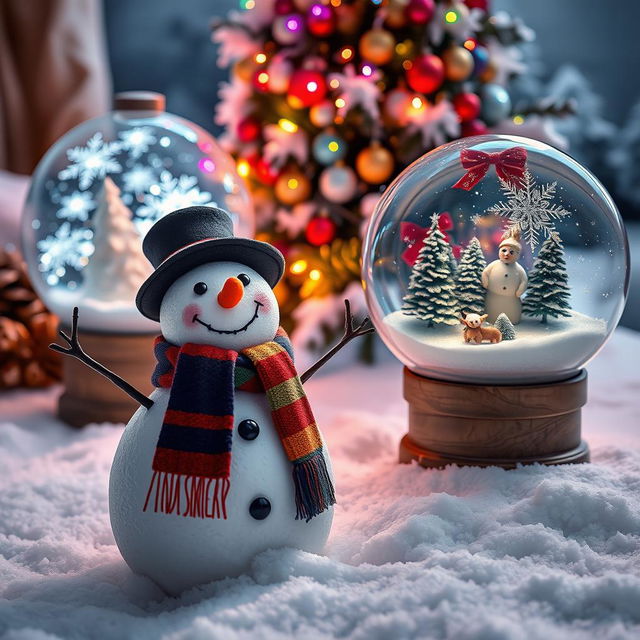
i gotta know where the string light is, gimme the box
[411,96,423,109]
[257,72,269,85]
[361,64,374,77]
[330,0,341,6]
[445,10,459,23]
[307,81,319,92]
[278,118,299,133]
[328,141,340,152]
[329,78,340,89]
[463,39,476,51]
[340,47,354,62]
[236,159,250,177]
[240,0,255,9]
[255,52,267,64]
[290,259,308,274]
[402,60,412,70]
[395,42,408,56]
[513,115,525,125]
[309,269,322,281]
[335,97,346,108]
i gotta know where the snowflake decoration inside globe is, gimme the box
[362,134,629,385]
[22,101,255,332]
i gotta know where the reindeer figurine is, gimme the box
[460,311,502,344]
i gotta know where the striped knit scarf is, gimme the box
[145,329,335,522]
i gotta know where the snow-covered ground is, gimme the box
[1,328,640,639]
[384,310,607,384]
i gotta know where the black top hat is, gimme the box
[135,206,284,322]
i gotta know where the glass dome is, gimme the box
[22,93,254,333]
[363,134,629,384]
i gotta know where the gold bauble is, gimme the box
[274,167,311,206]
[442,47,474,82]
[233,57,257,82]
[356,144,395,184]
[359,29,395,66]
[385,0,409,28]
[480,59,498,83]
[336,2,364,35]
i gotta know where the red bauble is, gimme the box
[305,216,336,246]
[252,69,271,93]
[288,70,327,108]
[256,158,279,186]
[406,54,444,94]
[275,0,295,14]
[236,116,261,143]
[307,3,335,37]
[464,0,489,10]
[461,119,489,137]
[453,93,481,122]
[405,0,435,24]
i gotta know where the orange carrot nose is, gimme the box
[217,277,244,308]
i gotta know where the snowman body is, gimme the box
[482,259,527,324]
[108,261,334,594]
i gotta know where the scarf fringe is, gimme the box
[293,450,336,522]
[143,471,230,519]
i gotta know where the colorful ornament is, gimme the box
[233,57,258,83]
[309,101,335,128]
[305,215,337,246]
[288,70,327,108]
[406,54,444,94]
[335,1,363,35]
[307,4,335,37]
[453,92,481,121]
[272,14,305,45]
[442,47,474,82]
[236,116,261,143]
[471,44,489,75]
[267,57,293,94]
[355,144,394,185]
[359,29,395,66]
[312,133,347,165]
[479,84,512,125]
[461,119,489,137]
[274,0,295,14]
[383,87,413,126]
[443,2,470,35]
[385,0,408,28]
[319,165,358,203]
[275,166,312,205]
[452,146,527,191]
[406,0,435,24]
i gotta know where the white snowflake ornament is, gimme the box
[56,191,96,222]
[58,133,122,190]
[263,125,309,169]
[328,65,381,122]
[407,100,460,148]
[118,127,157,159]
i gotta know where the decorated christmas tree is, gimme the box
[522,232,571,323]
[82,178,151,302]
[402,214,458,326]
[494,312,516,340]
[212,0,541,347]
[454,236,486,314]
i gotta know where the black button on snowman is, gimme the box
[51,206,373,595]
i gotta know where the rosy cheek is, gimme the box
[254,292,271,314]
[182,304,201,327]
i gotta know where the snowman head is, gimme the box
[498,228,522,264]
[159,261,279,350]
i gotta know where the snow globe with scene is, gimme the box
[362,134,629,469]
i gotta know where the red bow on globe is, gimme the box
[452,146,528,191]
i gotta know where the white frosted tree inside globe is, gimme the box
[363,134,629,385]
[82,178,151,303]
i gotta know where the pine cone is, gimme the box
[0,247,62,389]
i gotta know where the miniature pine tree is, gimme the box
[82,177,151,302]
[455,237,486,315]
[494,313,516,340]
[522,232,571,323]
[402,215,458,327]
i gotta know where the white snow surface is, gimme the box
[384,310,607,384]
[1,328,640,640]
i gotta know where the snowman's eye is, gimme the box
[237,273,251,286]
[193,282,208,295]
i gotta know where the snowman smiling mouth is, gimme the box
[193,300,264,335]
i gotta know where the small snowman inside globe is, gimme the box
[481,227,528,324]
[51,206,373,594]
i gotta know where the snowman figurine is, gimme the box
[481,228,527,324]
[51,206,373,595]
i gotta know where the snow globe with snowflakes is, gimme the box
[363,134,629,384]
[22,92,254,332]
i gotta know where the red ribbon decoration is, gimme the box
[452,146,528,191]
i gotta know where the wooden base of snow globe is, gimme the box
[399,367,589,469]
[57,330,155,428]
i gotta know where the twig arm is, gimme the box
[50,307,154,410]
[300,300,375,385]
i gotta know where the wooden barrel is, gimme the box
[400,367,589,469]
[57,330,155,427]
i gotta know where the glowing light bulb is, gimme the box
[362,64,373,77]
[335,97,346,108]
[328,141,339,152]
[309,269,322,281]
[445,10,458,23]
[278,118,299,133]
[257,72,269,85]
[463,39,476,51]
[340,47,353,61]
[329,78,340,89]
[307,81,318,92]
[255,52,267,64]
[237,160,250,177]
[290,259,307,274]
[286,16,301,31]
[411,97,423,109]
[287,178,299,190]
[513,115,525,125]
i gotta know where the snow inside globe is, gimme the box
[362,134,629,384]
[21,92,254,333]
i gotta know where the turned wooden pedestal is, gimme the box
[57,330,156,428]
[399,367,589,469]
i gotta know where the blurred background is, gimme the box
[1,0,638,395]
